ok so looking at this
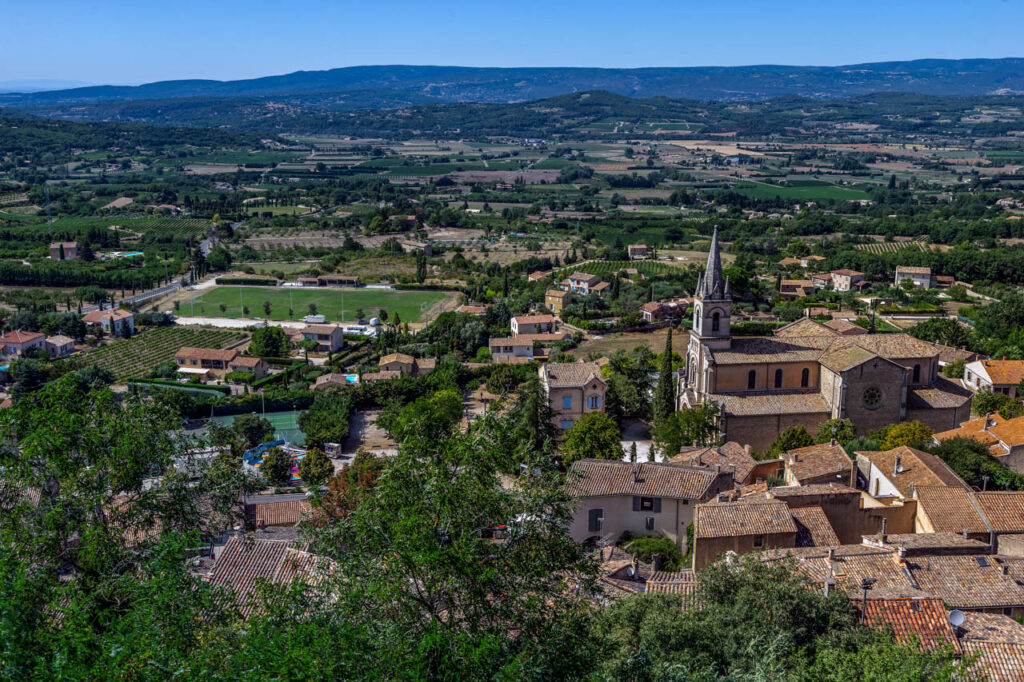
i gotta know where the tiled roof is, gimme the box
[791,506,840,547]
[380,353,414,364]
[862,532,989,553]
[906,377,972,410]
[230,356,263,367]
[209,537,293,616]
[896,266,932,275]
[489,337,534,347]
[303,324,341,336]
[568,272,601,284]
[695,500,797,538]
[975,359,1024,386]
[769,483,860,498]
[907,554,1024,609]
[245,498,312,526]
[974,492,1024,534]
[513,314,556,325]
[818,343,880,372]
[856,446,969,497]
[711,391,831,417]
[831,269,864,277]
[784,442,852,483]
[961,642,1024,682]
[542,362,604,388]
[546,289,569,298]
[0,330,44,344]
[774,318,836,338]
[960,611,1024,643]
[934,414,1004,448]
[988,417,1024,448]
[512,332,569,343]
[175,347,238,362]
[822,318,868,335]
[82,308,133,323]
[761,545,919,596]
[566,460,719,501]
[670,441,756,483]
[856,597,961,653]
[313,373,351,388]
[914,486,990,534]
[710,335,833,364]
[45,335,74,345]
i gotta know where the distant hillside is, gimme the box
[3,59,1024,109]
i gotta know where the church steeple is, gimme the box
[700,226,728,300]
[690,226,732,349]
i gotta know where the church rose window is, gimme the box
[862,386,883,409]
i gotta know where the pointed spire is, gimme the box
[703,226,726,299]
[723,275,731,298]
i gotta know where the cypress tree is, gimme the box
[653,327,676,425]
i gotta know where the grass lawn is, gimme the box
[731,180,869,201]
[186,286,446,322]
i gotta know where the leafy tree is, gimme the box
[929,437,1024,490]
[508,373,558,455]
[814,418,856,445]
[652,327,676,426]
[844,436,881,453]
[317,449,385,520]
[232,412,276,449]
[767,424,815,457]
[881,420,934,450]
[298,392,353,450]
[559,412,623,467]
[602,346,655,420]
[943,358,965,379]
[263,300,272,316]
[630,441,638,463]
[487,363,524,394]
[625,536,683,571]
[651,402,720,455]
[299,448,333,487]
[260,447,293,486]
[972,387,1023,419]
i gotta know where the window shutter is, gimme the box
[632,496,640,511]
[653,498,661,513]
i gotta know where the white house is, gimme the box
[964,359,1024,398]
[488,337,534,363]
[511,314,557,337]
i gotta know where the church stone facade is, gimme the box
[678,229,972,452]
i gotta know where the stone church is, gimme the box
[677,229,972,451]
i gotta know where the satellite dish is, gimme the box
[948,610,965,627]
[896,464,904,474]
[626,566,636,578]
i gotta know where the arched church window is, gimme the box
[711,311,720,332]
[747,370,756,390]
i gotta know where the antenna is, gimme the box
[45,186,53,235]
[948,610,965,627]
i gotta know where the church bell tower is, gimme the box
[690,226,732,350]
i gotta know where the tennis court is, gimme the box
[210,409,305,445]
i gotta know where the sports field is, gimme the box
[185,286,447,322]
[211,409,305,445]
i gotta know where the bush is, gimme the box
[624,536,683,571]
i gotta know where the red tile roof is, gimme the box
[567,460,719,501]
[245,498,312,526]
[695,500,798,538]
[856,597,962,653]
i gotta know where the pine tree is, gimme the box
[630,441,638,463]
[652,327,676,425]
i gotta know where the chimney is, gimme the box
[880,517,888,543]
[1001,564,1009,576]
[962,528,969,538]
[893,455,902,476]
[744,444,751,456]
[827,547,836,561]
[632,466,641,484]
[830,438,837,447]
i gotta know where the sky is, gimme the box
[2,0,1022,86]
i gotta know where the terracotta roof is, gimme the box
[934,414,1004,448]
[862,532,990,553]
[209,537,293,616]
[379,353,414,365]
[791,506,840,547]
[513,332,569,343]
[908,554,1024,609]
[46,335,75,346]
[695,500,797,538]
[769,483,861,498]
[988,417,1024,449]
[856,597,961,653]
[785,442,852,483]
[361,370,402,382]
[711,391,831,417]
[974,359,1024,386]
[303,324,341,336]
[546,289,569,298]
[760,545,919,596]
[962,642,1024,682]
[906,377,972,410]
[0,330,44,344]
[914,486,990,534]
[568,272,601,284]
[567,460,719,501]
[245,498,312,526]
[856,446,969,497]
[230,356,263,368]
[313,373,351,388]
[174,347,238,362]
[670,441,756,483]
[831,269,864,277]
[542,362,604,388]
[960,611,1024,644]
[896,266,932,275]
[489,337,534,347]
[591,281,611,292]
[974,492,1024,534]
[773,318,836,338]
[822,318,868,335]
[513,314,556,325]
[82,308,133,323]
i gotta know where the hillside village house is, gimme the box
[539,361,606,431]
[779,279,814,299]
[488,337,534,363]
[641,300,687,322]
[782,442,855,486]
[49,241,78,260]
[227,355,269,380]
[300,324,345,353]
[455,302,490,316]
[565,459,732,552]
[934,413,1024,473]
[174,347,239,378]
[45,335,75,358]
[895,265,933,289]
[511,314,557,337]
[544,289,571,314]
[375,353,434,377]
[678,229,972,451]
[0,330,46,359]
[963,359,1024,398]
[627,244,648,260]
[565,272,608,296]
[82,308,135,336]
[830,269,865,292]
[855,445,969,502]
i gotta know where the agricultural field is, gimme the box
[855,238,930,255]
[185,285,448,323]
[81,326,248,379]
[555,259,694,280]
[730,180,871,201]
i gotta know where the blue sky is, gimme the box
[2,0,1021,85]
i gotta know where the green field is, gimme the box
[81,326,248,379]
[186,286,447,322]
[732,180,870,201]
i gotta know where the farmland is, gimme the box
[855,238,931,255]
[185,286,448,323]
[555,260,694,280]
[730,180,871,201]
[80,326,248,379]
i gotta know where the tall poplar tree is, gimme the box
[653,327,676,425]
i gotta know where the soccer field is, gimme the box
[185,286,447,323]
